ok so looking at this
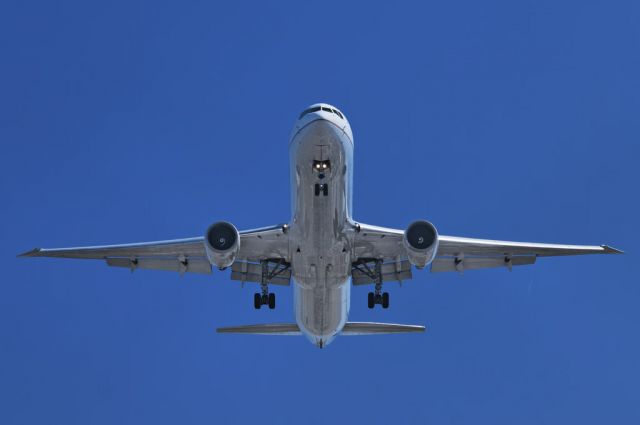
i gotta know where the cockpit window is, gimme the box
[299,106,345,120]
[299,106,321,119]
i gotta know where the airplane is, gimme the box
[19,103,622,348]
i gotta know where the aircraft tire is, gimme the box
[382,292,389,309]
[367,292,375,309]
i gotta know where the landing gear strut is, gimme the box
[354,259,390,309]
[253,259,289,310]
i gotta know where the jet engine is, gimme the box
[403,220,439,269]
[204,221,240,269]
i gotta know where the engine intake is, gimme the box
[403,220,439,268]
[204,221,240,269]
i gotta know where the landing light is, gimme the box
[313,160,331,171]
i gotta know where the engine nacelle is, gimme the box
[204,221,240,269]
[403,220,439,269]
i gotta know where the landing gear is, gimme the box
[382,292,389,309]
[252,259,289,310]
[254,292,276,310]
[314,183,328,196]
[367,291,390,309]
[356,259,390,309]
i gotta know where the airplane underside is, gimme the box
[19,103,622,348]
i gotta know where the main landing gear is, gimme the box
[254,292,275,309]
[367,291,389,309]
[354,259,390,309]
[253,259,289,310]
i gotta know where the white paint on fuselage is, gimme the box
[288,104,354,347]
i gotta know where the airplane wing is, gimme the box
[19,225,290,280]
[351,222,622,282]
[432,235,622,273]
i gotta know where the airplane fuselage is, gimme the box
[289,105,354,347]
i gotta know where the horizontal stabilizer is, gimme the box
[341,322,426,335]
[216,322,426,336]
[216,323,301,335]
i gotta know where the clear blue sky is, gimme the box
[1,1,638,424]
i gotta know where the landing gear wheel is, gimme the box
[254,293,261,309]
[382,292,389,309]
[268,293,276,309]
[367,292,375,309]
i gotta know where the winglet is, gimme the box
[602,245,624,254]
[17,248,42,258]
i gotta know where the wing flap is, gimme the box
[106,257,212,274]
[230,261,291,286]
[352,260,412,285]
[431,255,536,273]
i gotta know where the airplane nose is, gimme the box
[290,104,352,147]
[293,110,338,136]
[295,119,344,148]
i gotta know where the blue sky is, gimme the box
[1,1,638,424]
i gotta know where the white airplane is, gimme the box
[20,103,622,348]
